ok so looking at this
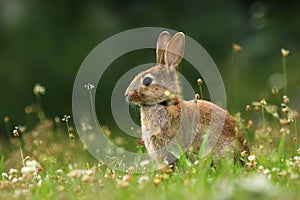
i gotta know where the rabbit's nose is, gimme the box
[124,89,132,101]
[125,90,140,102]
[124,89,130,97]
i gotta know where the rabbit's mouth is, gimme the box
[125,90,178,107]
[125,87,180,107]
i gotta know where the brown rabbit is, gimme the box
[125,31,249,165]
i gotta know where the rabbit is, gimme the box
[125,31,249,165]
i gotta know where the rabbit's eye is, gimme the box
[143,77,153,86]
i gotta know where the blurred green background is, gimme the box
[0,0,299,138]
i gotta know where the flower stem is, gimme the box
[295,119,298,150]
[199,85,203,100]
[282,55,287,95]
[20,146,25,167]
[36,94,45,122]
[261,106,266,131]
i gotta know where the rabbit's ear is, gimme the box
[165,32,185,69]
[156,31,171,65]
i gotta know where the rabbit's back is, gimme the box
[183,100,249,159]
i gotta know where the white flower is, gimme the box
[56,169,64,174]
[2,172,8,179]
[62,115,71,122]
[271,167,279,172]
[258,165,264,170]
[281,48,290,57]
[293,156,300,161]
[37,180,43,187]
[13,189,29,198]
[138,175,149,185]
[33,174,41,181]
[9,168,18,174]
[21,160,40,174]
[248,155,256,162]
[12,177,18,183]
[239,174,276,196]
[33,83,46,95]
[140,160,150,167]
[86,169,93,175]
[263,169,270,175]
[21,166,36,174]
[84,83,95,90]
[290,173,299,180]
[26,160,39,167]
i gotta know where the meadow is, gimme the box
[0,46,299,200]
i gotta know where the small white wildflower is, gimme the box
[290,173,299,180]
[62,115,71,122]
[86,169,93,175]
[84,83,95,90]
[67,169,82,178]
[13,189,29,198]
[281,48,290,57]
[138,175,149,185]
[263,169,270,174]
[9,168,18,174]
[140,160,150,167]
[37,179,43,187]
[21,160,40,174]
[81,122,92,131]
[26,160,39,167]
[56,169,64,174]
[248,155,256,162]
[33,83,46,95]
[271,167,279,172]
[294,156,300,161]
[21,166,35,174]
[258,165,264,170]
[12,177,18,183]
[2,172,8,179]
[239,174,276,196]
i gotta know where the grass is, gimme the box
[0,49,299,200]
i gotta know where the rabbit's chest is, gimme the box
[140,105,180,150]
[141,105,169,134]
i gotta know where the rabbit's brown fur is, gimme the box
[125,31,249,164]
